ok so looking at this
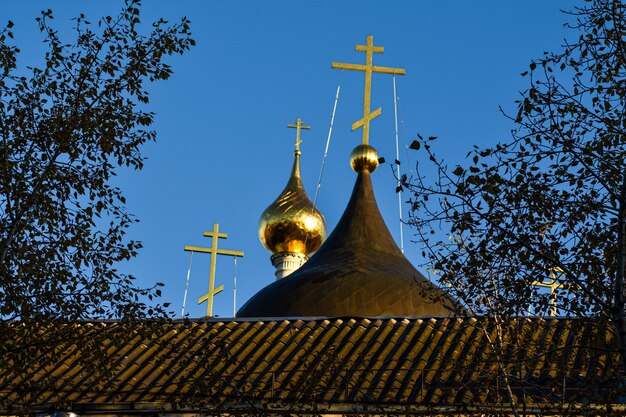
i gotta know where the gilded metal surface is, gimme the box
[350,144,379,173]
[332,35,405,146]
[531,267,567,316]
[183,245,243,257]
[242,172,461,317]
[259,151,326,256]
[287,118,310,153]
[183,223,244,318]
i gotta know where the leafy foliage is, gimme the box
[404,4,626,385]
[0,1,194,321]
[406,0,625,318]
[404,0,626,384]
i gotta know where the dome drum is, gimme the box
[270,251,308,280]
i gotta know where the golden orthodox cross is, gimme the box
[287,118,311,153]
[531,268,566,317]
[332,35,405,145]
[184,223,244,318]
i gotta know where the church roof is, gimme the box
[238,170,460,317]
[1,317,620,415]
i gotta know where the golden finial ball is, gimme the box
[350,144,379,173]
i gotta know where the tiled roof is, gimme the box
[0,317,621,415]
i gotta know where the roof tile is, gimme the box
[0,317,620,414]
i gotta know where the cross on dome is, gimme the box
[531,267,568,316]
[287,118,311,153]
[332,35,405,146]
[183,223,244,317]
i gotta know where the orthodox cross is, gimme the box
[287,118,311,153]
[332,35,405,145]
[184,223,244,318]
[531,267,566,317]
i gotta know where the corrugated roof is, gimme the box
[0,317,621,415]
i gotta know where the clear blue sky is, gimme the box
[2,1,575,318]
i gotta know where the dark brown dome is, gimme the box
[238,171,461,318]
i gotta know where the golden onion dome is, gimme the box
[259,151,326,256]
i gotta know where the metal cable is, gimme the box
[393,75,405,253]
[181,251,193,318]
[313,70,343,207]
[233,256,238,318]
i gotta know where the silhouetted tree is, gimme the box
[0,0,194,321]
[404,0,626,383]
